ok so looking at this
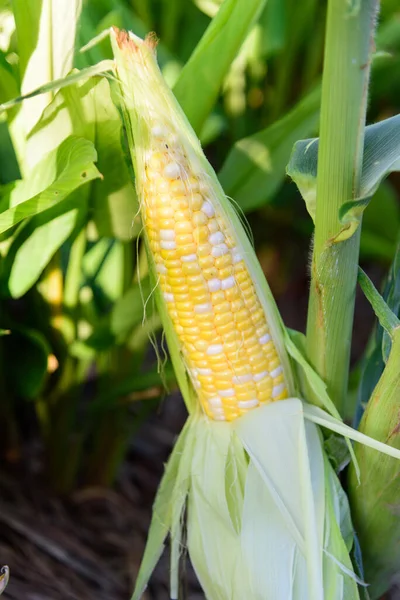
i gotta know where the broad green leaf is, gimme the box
[173,0,267,134]
[2,193,87,298]
[11,0,83,170]
[0,136,100,235]
[23,74,137,240]
[258,0,286,57]
[287,114,400,241]
[0,55,18,104]
[360,181,400,261]
[0,120,20,185]
[219,86,320,212]
[3,326,50,399]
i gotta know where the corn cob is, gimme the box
[115,31,289,421]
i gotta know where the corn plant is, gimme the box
[0,0,400,598]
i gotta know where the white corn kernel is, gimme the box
[164,162,180,179]
[238,399,259,409]
[208,278,221,292]
[207,344,223,356]
[221,276,235,290]
[201,200,215,217]
[194,303,213,314]
[182,253,197,262]
[272,383,286,398]
[270,366,283,378]
[211,244,229,257]
[160,240,177,250]
[232,373,253,384]
[209,231,225,245]
[219,388,235,398]
[253,370,269,382]
[208,396,223,407]
[160,229,175,241]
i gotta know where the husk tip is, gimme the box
[112,27,158,55]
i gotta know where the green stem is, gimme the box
[306,0,379,415]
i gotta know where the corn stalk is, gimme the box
[306,0,379,415]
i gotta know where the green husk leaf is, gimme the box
[284,329,359,479]
[132,417,193,600]
[287,114,400,242]
[303,403,400,462]
[132,400,365,600]
[173,0,267,134]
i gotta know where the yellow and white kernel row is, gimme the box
[141,120,287,421]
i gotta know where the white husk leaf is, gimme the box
[132,400,365,600]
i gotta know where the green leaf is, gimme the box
[258,0,286,57]
[284,328,359,478]
[91,80,139,241]
[3,326,50,399]
[360,181,400,261]
[11,0,83,170]
[357,267,400,337]
[219,86,320,212]
[83,278,151,350]
[354,237,400,425]
[173,0,267,134]
[23,74,137,241]
[349,330,400,598]
[0,136,100,235]
[0,61,115,114]
[287,114,400,241]
[2,193,87,298]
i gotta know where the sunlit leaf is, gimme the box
[173,0,267,134]
[219,87,320,212]
[287,114,400,241]
[0,136,100,236]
